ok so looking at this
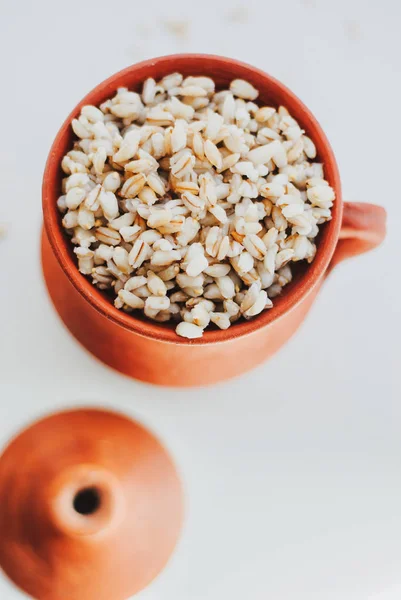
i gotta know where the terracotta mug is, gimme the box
[42,54,386,387]
[0,409,184,600]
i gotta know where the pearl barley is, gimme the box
[59,72,335,338]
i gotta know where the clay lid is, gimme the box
[0,409,184,600]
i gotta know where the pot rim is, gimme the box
[42,53,342,345]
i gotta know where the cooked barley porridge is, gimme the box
[57,73,335,339]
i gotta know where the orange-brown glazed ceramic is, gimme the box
[0,409,184,600]
[41,54,387,386]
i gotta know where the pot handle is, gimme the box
[329,202,386,270]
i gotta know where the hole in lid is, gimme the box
[73,487,101,516]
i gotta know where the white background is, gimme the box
[1,0,400,598]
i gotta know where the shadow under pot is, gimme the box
[41,54,387,386]
[0,409,184,600]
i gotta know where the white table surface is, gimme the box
[1,0,400,598]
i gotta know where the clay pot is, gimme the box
[0,409,183,600]
[41,54,386,386]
